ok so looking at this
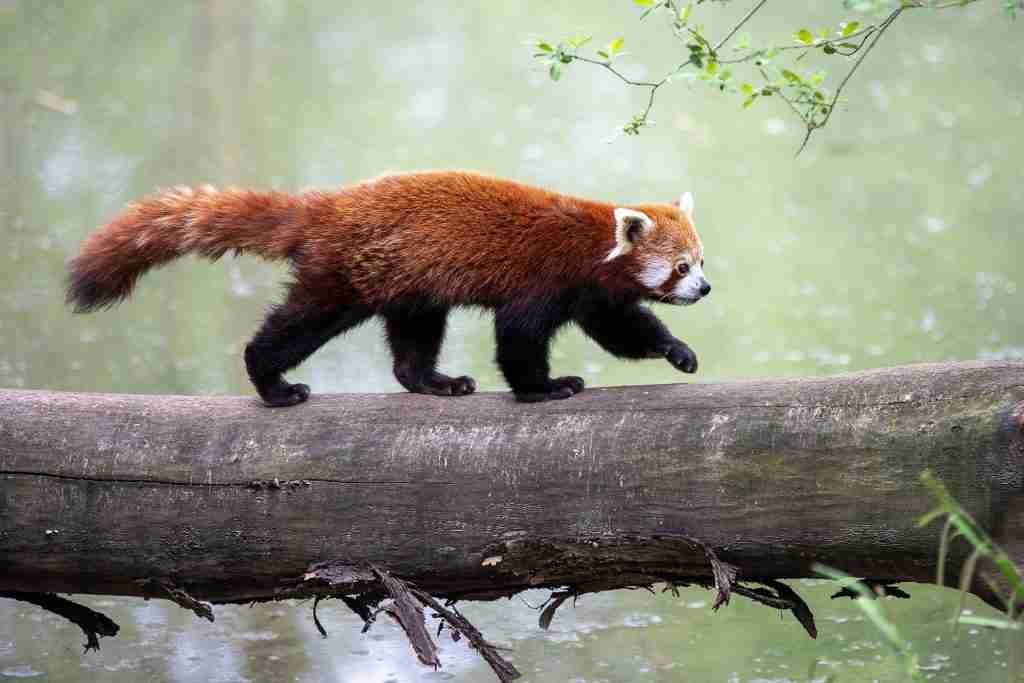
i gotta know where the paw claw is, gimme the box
[451,375,477,396]
[401,371,478,397]
[665,342,699,374]
[552,376,585,395]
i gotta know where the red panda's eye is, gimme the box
[676,262,690,276]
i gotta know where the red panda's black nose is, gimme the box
[700,282,711,296]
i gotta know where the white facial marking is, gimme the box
[605,208,654,262]
[679,191,695,220]
[638,257,673,290]
[673,262,707,303]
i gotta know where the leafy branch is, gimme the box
[531,0,1017,153]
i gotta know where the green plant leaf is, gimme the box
[679,3,693,25]
[841,20,861,37]
[781,68,801,83]
[609,36,625,55]
[537,41,554,53]
[740,82,755,96]
[796,28,815,45]
[549,62,562,81]
[633,0,656,6]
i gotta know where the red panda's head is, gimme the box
[605,192,710,306]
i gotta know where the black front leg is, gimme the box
[494,299,584,403]
[575,298,698,374]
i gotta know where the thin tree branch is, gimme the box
[551,0,997,153]
[717,24,880,64]
[571,56,664,88]
[713,0,769,52]
[796,6,903,155]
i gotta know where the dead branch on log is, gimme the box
[137,578,214,622]
[0,591,119,652]
[414,591,522,683]
[373,566,441,669]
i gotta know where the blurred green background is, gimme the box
[0,1,1021,681]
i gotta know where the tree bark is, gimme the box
[1,360,1022,612]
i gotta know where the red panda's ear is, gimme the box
[679,192,695,220]
[605,208,654,262]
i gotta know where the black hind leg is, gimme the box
[494,300,582,403]
[384,304,475,396]
[245,294,371,407]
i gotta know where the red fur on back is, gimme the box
[299,171,625,306]
[68,171,696,312]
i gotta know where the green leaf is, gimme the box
[549,63,562,81]
[537,41,554,53]
[823,44,836,54]
[781,68,801,83]
[633,0,658,20]
[679,3,693,25]
[740,83,755,96]
[735,32,751,50]
[609,36,625,55]
[742,94,758,108]
[596,49,610,59]
[705,60,719,76]
[795,28,815,45]
[841,20,861,37]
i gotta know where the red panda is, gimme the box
[66,171,710,404]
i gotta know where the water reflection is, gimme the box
[1,0,1022,681]
[1,585,1017,682]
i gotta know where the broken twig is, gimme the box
[0,591,119,652]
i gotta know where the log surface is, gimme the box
[1,360,1022,607]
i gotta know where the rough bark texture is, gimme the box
[1,361,1022,611]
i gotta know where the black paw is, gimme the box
[399,370,477,396]
[514,376,585,403]
[664,341,698,374]
[419,372,477,397]
[260,381,311,407]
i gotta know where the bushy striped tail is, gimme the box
[66,185,305,312]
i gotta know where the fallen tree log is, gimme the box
[1,360,1022,624]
